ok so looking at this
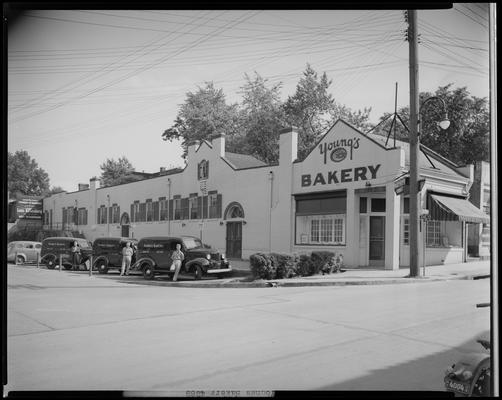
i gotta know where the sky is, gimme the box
[7,6,491,192]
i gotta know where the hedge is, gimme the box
[249,251,343,280]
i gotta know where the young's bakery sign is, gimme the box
[319,137,360,164]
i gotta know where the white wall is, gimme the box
[291,120,405,268]
[43,138,276,258]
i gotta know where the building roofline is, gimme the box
[298,119,391,163]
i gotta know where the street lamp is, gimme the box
[408,9,450,277]
[419,97,450,132]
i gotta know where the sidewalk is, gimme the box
[170,259,491,288]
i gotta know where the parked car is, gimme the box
[7,241,42,264]
[92,237,138,274]
[131,236,232,280]
[40,237,93,270]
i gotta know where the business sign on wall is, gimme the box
[319,137,360,164]
[15,196,43,220]
[300,134,382,187]
[301,164,381,187]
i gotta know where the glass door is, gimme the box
[369,216,385,266]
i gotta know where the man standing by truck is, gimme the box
[120,241,134,276]
[171,243,185,282]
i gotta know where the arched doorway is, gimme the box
[120,212,130,238]
[224,202,245,259]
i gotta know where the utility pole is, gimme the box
[408,9,420,277]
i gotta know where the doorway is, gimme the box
[226,222,242,259]
[369,216,385,266]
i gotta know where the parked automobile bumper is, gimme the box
[206,263,232,274]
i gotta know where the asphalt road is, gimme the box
[5,264,491,394]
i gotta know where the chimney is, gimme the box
[210,133,226,158]
[78,183,90,191]
[160,167,166,175]
[279,126,298,165]
[89,177,100,191]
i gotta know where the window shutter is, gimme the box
[116,206,120,223]
[130,204,134,223]
[168,199,173,221]
[181,198,189,220]
[202,196,208,219]
[74,207,78,224]
[84,209,88,225]
[140,203,146,222]
[153,201,159,221]
[217,194,222,218]
[108,207,113,224]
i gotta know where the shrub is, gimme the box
[311,251,343,274]
[270,252,298,279]
[249,253,276,280]
[296,254,316,276]
[310,251,338,275]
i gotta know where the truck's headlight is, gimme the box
[206,254,211,260]
[462,371,473,380]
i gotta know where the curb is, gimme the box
[116,273,488,288]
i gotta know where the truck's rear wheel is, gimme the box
[45,256,56,270]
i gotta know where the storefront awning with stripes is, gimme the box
[429,194,490,224]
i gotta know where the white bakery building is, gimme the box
[42,120,489,269]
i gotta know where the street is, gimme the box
[6,263,491,394]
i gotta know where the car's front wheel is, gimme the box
[16,255,25,265]
[97,260,108,274]
[194,265,202,280]
[143,264,155,280]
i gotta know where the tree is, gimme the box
[99,156,142,187]
[8,150,50,196]
[46,186,65,195]
[371,84,490,165]
[283,64,371,160]
[233,73,286,164]
[161,82,242,158]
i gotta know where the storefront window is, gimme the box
[371,198,386,212]
[426,220,443,246]
[403,217,409,244]
[359,197,367,214]
[300,214,345,244]
[295,191,346,246]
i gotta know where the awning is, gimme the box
[430,194,490,224]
